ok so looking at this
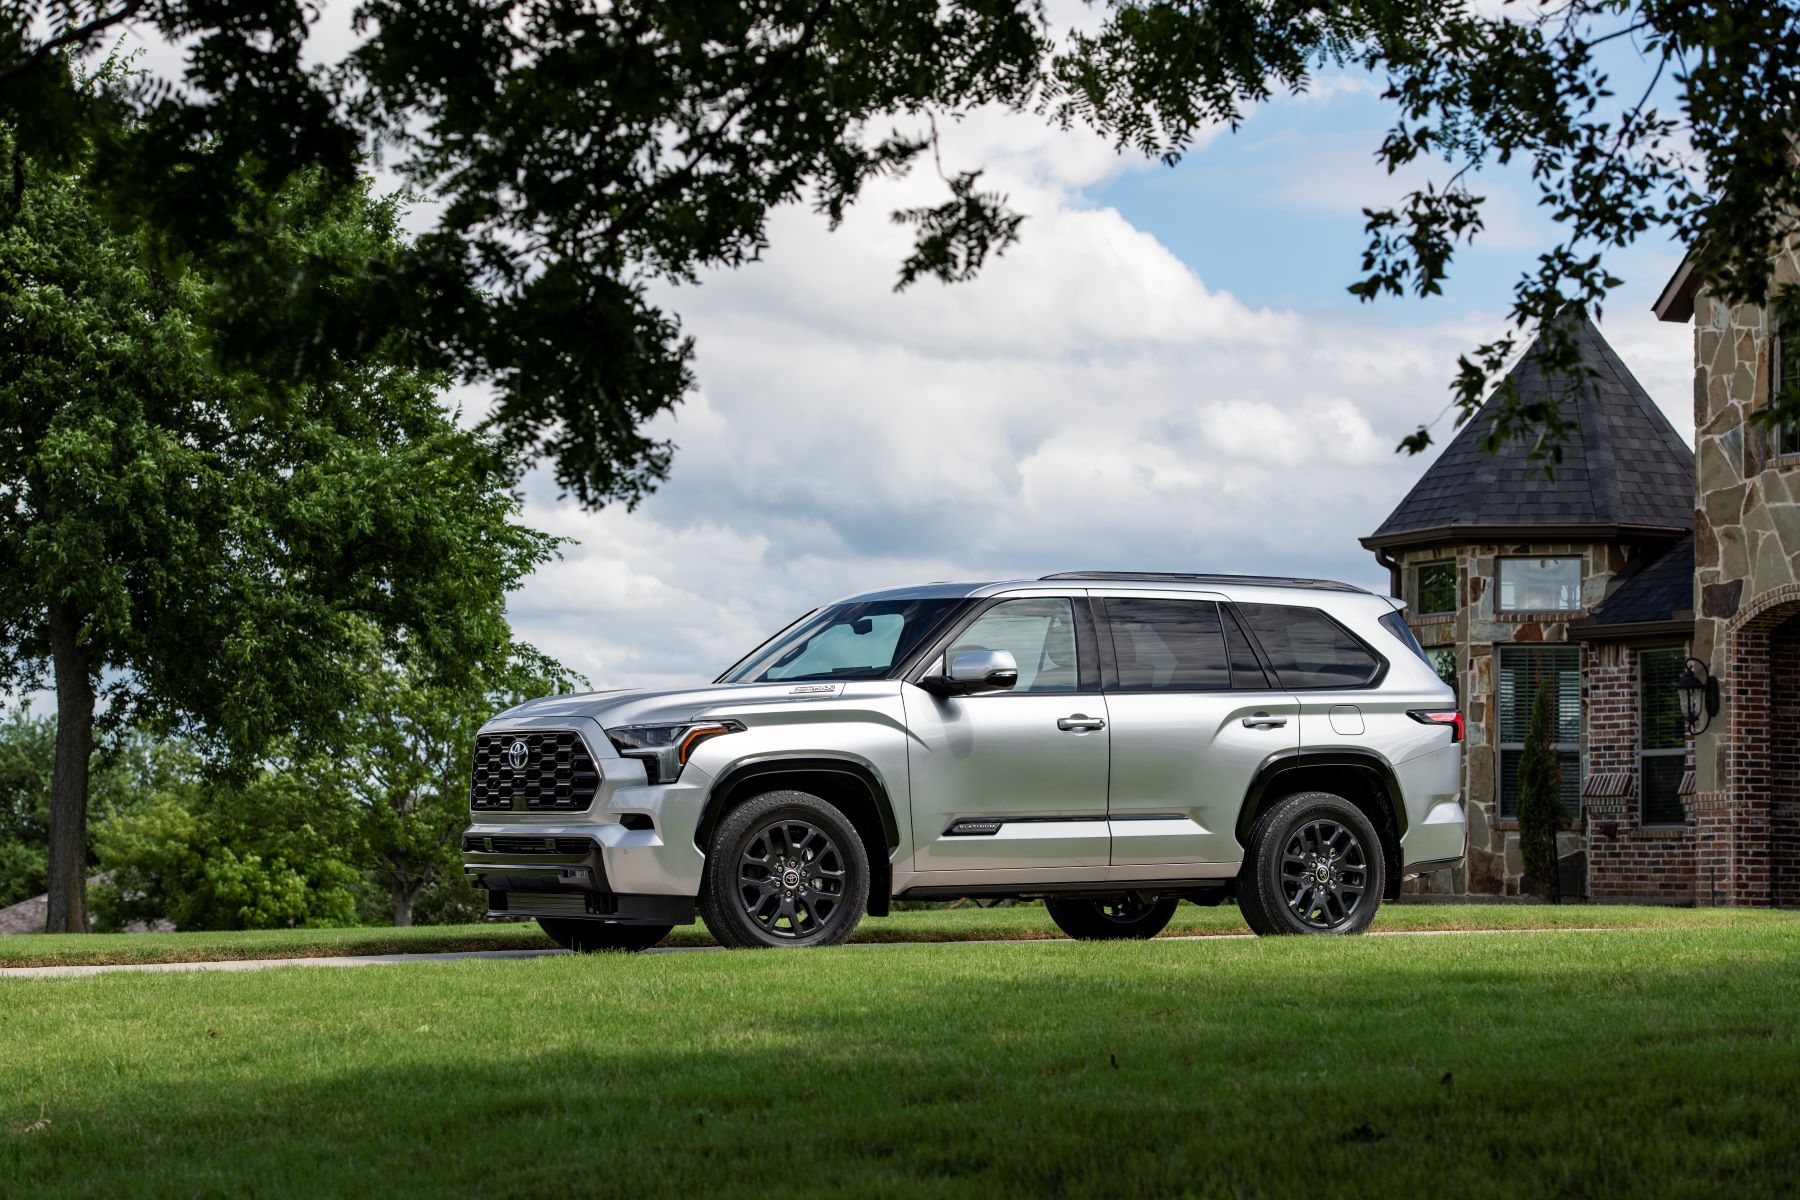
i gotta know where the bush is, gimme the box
[1516,677,1567,903]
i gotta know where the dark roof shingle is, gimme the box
[1587,533,1695,627]
[1363,315,1693,548]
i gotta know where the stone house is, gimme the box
[1654,234,1800,906]
[1361,316,1697,899]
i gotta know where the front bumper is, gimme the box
[462,829,698,925]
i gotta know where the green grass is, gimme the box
[2,902,1791,968]
[4,921,1799,1196]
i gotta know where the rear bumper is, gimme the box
[1395,744,1467,874]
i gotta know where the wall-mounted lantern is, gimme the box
[1675,658,1722,736]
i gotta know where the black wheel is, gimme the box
[1238,790,1385,936]
[1044,893,1179,941]
[698,790,870,949]
[536,917,672,953]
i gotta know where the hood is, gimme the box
[484,679,868,732]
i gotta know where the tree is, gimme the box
[4,3,1798,489]
[0,117,560,932]
[0,709,192,908]
[91,746,368,931]
[336,642,583,927]
[1516,677,1567,904]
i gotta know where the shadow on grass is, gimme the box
[5,929,1800,1196]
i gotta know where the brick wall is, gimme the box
[1584,642,1699,903]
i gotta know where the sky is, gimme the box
[108,4,1697,694]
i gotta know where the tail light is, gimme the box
[1407,709,1464,743]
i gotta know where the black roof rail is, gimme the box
[1039,571,1368,593]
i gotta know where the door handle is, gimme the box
[1057,714,1106,732]
[1242,713,1289,729]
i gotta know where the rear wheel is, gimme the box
[1044,893,1179,940]
[698,789,870,949]
[536,917,672,953]
[1239,790,1385,936]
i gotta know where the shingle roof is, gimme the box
[1363,315,1694,548]
[1587,533,1694,627]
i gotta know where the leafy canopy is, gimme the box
[0,125,560,759]
[3,2,1798,494]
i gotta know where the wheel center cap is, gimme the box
[782,869,801,889]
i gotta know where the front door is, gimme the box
[1096,594,1300,865]
[902,595,1111,872]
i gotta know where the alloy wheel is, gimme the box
[735,817,848,941]
[1278,817,1370,930]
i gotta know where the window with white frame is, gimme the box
[1497,646,1582,820]
[1497,557,1582,613]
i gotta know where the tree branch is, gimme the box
[0,3,146,85]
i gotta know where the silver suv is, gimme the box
[463,573,1465,950]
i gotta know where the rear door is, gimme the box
[1096,593,1299,865]
[901,594,1112,872]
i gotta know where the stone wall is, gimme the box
[1687,236,1800,905]
[1392,540,1629,896]
[1582,641,1698,903]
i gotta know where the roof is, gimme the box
[1362,314,1694,551]
[1572,533,1695,640]
[1653,254,1700,323]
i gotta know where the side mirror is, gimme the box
[921,649,1019,696]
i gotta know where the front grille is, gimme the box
[463,835,594,855]
[471,731,600,812]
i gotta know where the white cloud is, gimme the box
[501,104,1648,690]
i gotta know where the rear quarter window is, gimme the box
[1236,603,1383,689]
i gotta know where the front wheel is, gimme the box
[698,790,870,949]
[536,917,672,953]
[1238,790,1385,936]
[1045,893,1180,941]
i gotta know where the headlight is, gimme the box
[606,720,745,784]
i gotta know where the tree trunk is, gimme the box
[391,882,417,927]
[45,603,95,934]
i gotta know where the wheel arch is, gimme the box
[698,756,899,917]
[1237,749,1407,901]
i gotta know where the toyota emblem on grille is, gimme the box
[507,739,529,771]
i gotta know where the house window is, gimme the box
[1639,647,1688,826]
[1415,561,1456,615]
[1775,327,1800,457]
[1497,646,1582,820]
[1426,646,1458,694]
[1497,557,1582,613]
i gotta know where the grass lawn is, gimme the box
[4,921,1799,1196]
[2,901,1791,968]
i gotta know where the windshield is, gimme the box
[720,599,962,684]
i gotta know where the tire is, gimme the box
[1044,894,1180,941]
[536,917,672,953]
[1237,790,1385,936]
[698,789,871,949]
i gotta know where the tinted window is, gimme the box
[946,598,1079,693]
[1223,607,1271,689]
[723,599,959,683]
[1238,604,1381,689]
[1104,599,1231,691]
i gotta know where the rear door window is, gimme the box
[1103,598,1231,691]
[1237,603,1382,689]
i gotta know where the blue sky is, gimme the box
[493,69,1694,689]
[42,9,1698,697]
